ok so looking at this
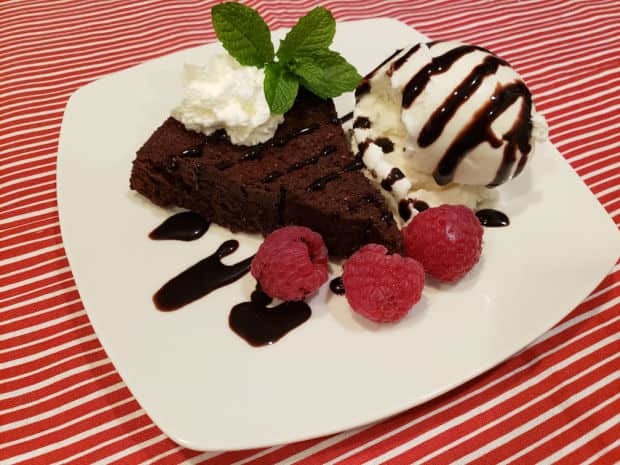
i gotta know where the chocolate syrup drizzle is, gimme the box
[374,137,394,153]
[434,82,532,187]
[390,43,420,74]
[355,48,403,100]
[398,198,429,221]
[353,117,371,129]
[338,112,353,124]
[417,55,508,148]
[380,168,405,191]
[149,212,210,241]
[262,145,338,184]
[153,240,253,311]
[238,123,321,163]
[476,209,510,227]
[329,277,345,295]
[401,45,489,109]
[229,286,311,347]
[307,155,365,192]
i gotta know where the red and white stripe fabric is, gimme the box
[2,0,619,463]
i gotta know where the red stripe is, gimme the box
[2,1,619,463]
[414,372,620,465]
[522,402,620,465]
[468,382,620,465]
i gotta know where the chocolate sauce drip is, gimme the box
[476,209,510,227]
[391,44,421,74]
[308,172,340,191]
[288,145,337,172]
[355,81,371,99]
[398,199,429,221]
[380,168,405,191]
[263,171,283,183]
[367,48,403,79]
[180,145,203,158]
[398,199,413,221]
[426,41,438,48]
[229,288,311,347]
[402,45,488,108]
[414,200,429,212]
[239,123,321,163]
[434,82,532,186]
[338,112,353,124]
[153,240,253,311]
[418,55,507,148]
[149,212,210,241]
[357,140,370,155]
[374,137,394,153]
[307,155,364,191]
[330,277,345,295]
[353,117,371,129]
[355,48,403,100]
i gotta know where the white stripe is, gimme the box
[1,282,76,315]
[556,122,620,149]
[552,104,620,132]
[581,437,620,465]
[544,415,620,464]
[3,383,127,440]
[369,350,619,465]
[1,369,114,416]
[0,295,80,327]
[594,183,620,199]
[1,347,103,385]
[575,151,620,173]
[2,356,108,399]
[590,173,620,190]
[4,402,141,464]
[454,376,620,465]
[3,317,89,354]
[535,68,620,98]
[2,186,56,210]
[493,391,620,465]
[143,447,220,465]
[0,264,69,296]
[2,217,58,242]
[56,424,158,465]
[321,320,618,465]
[4,332,95,370]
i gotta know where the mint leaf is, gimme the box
[276,7,335,64]
[288,50,362,99]
[264,62,299,114]
[211,2,274,67]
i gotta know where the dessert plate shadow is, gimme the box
[57,19,620,451]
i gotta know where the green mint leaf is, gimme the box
[276,7,335,64]
[264,62,299,114]
[288,50,362,99]
[211,2,274,67]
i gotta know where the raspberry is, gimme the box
[251,226,328,301]
[402,204,483,282]
[343,244,424,323]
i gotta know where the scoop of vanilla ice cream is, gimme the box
[352,41,547,221]
[172,51,283,146]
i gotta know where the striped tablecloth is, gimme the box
[3,1,619,463]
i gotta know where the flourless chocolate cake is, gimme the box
[130,90,403,257]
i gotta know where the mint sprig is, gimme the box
[211,3,361,114]
[211,2,274,67]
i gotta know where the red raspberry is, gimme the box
[251,226,328,301]
[402,205,483,282]
[343,244,424,323]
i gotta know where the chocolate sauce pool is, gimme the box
[153,240,253,311]
[149,212,210,241]
[329,277,345,295]
[229,287,311,347]
[476,209,510,227]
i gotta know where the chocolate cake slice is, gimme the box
[130,90,403,257]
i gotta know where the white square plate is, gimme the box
[57,19,620,451]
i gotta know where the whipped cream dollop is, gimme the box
[351,41,548,220]
[172,51,283,146]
